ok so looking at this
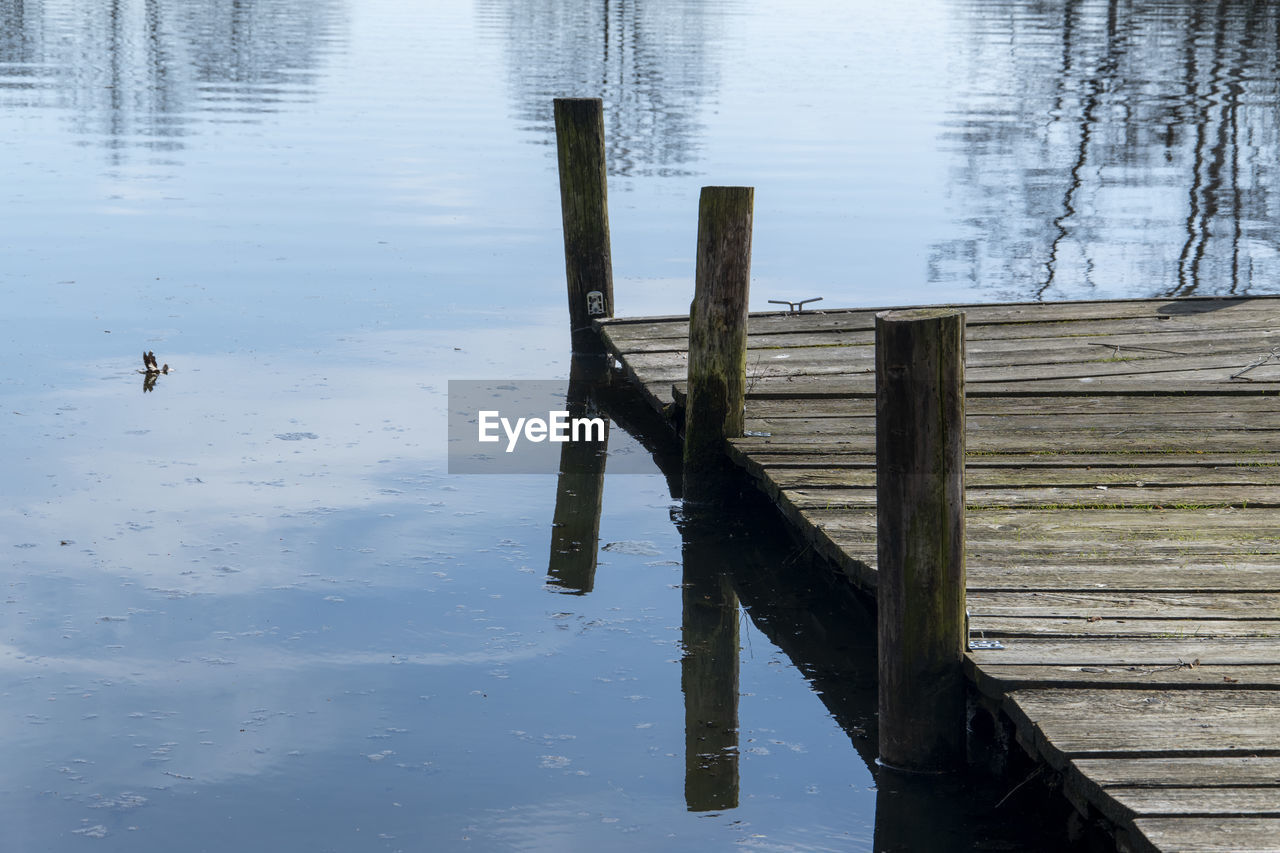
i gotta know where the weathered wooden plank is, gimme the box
[968,590,1280,620]
[838,543,1280,569]
[1132,817,1280,853]
[702,375,1280,398]
[783,484,1280,511]
[1116,788,1280,816]
[738,450,1280,469]
[604,326,873,351]
[970,616,1280,638]
[675,376,1280,400]
[624,337,1280,381]
[968,663,1280,694]
[598,295,1280,337]
[816,506,1280,534]
[967,563,1280,592]
[766,466,1280,491]
[747,412,1280,435]
[1081,785,1280,849]
[1005,688,1280,765]
[966,325,1280,358]
[747,322,1280,358]
[810,509,1280,567]
[748,394,1280,419]
[744,335,1280,378]
[971,638,1280,666]
[837,322,1280,357]
[1074,766,1280,850]
[1072,756,1280,787]
[966,543,1280,561]
[624,346,1278,385]
[714,331,1280,374]
[605,315,1280,362]
[826,535,1280,567]
[740,433,1280,455]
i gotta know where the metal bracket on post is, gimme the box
[966,609,1005,651]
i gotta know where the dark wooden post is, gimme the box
[875,308,966,772]
[554,97,614,353]
[547,355,610,594]
[682,186,754,504]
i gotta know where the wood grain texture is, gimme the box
[1132,818,1280,853]
[875,309,967,771]
[683,186,754,503]
[553,98,613,352]
[1005,688,1280,763]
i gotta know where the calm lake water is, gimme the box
[4,0,1278,850]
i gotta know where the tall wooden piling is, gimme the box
[875,308,966,772]
[682,186,754,504]
[554,97,614,353]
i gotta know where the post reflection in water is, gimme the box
[676,510,741,811]
[546,355,611,595]
[672,497,881,815]
[546,352,684,592]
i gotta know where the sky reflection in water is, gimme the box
[5,0,1279,849]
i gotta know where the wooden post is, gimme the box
[875,308,966,772]
[554,97,614,353]
[682,186,754,504]
[547,355,611,594]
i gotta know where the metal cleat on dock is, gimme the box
[768,297,823,315]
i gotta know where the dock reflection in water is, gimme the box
[561,360,1075,849]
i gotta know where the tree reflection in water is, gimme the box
[0,0,342,164]
[478,0,724,177]
[933,0,1280,301]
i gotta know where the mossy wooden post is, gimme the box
[875,308,966,772]
[554,97,613,354]
[683,186,753,504]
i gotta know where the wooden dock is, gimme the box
[597,295,1280,853]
